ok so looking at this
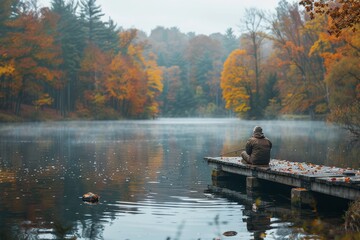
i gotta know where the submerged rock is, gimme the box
[82,192,99,203]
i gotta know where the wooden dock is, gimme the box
[204,157,360,204]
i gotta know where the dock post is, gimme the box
[246,177,260,189]
[246,177,261,199]
[211,169,229,180]
[291,188,316,208]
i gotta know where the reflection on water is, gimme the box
[0,118,357,239]
[210,176,351,240]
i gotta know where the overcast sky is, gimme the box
[38,0,283,36]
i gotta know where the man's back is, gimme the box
[246,134,272,165]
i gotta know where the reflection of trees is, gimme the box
[208,182,348,240]
[80,218,105,239]
[325,140,360,169]
[221,125,248,157]
[274,131,360,168]
[0,122,169,239]
[271,124,326,163]
[1,120,357,238]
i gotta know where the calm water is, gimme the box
[0,118,358,239]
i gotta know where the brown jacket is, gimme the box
[245,132,272,165]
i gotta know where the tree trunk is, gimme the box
[15,90,23,116]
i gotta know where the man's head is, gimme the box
[253,126,263,134]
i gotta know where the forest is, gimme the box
[0,0,359,133]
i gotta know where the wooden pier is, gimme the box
[204,157,360,206]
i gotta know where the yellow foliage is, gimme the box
[119,29,137,50]
[33,94,53,109]
[315,103,328,113]
[282,92,309,113]
[255,197,261,207]
[221,49,253,114]
[93,93,106,106]
[144,53,163,116]
[0,62,15,76]
[145,53,163,98]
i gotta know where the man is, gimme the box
[241,126,272,165]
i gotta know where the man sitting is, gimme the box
[241,126,272,165]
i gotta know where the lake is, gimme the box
[0,118,358,239]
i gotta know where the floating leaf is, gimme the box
[223,231,237,237]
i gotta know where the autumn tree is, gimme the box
[0,3,62,115]
[0,0,18,35]
[0,0,18,110]
[185,35,223,115]
[299,0,360,36]
[313,27,360,137]
[262,73,281,119]
[149,26,189,67]
[329,100,360,138]
[106,53,139,117]
[221,49,253,116]
[149,27,194,116]
[79,42,109,115]
[144,53,163,118]
[239,8,267,118]
[105,30,163,118]
[77,0,119,117]
[268,0,328,118]
[159,66,182,115]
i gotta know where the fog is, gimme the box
[0,118,357,239]
[0,118,356,167]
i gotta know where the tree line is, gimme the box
[220,0,359,137]
[0,0,164,119]
[0,0,359,129]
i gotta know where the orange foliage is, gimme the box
[106,54,137,101]
[269,3,329,116]
[105,29,163,117]
[300,0,360,36]
[119,29,138,53]
[0,8,62,112]
[78,42,111,111]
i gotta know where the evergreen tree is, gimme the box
[51,0,85,115]
[263,73,279,108]
[79,0,118,52]
[223,28,238,60]
[80,0,104,44]
[100,18,120,53]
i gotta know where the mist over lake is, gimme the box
[0,118,357,239]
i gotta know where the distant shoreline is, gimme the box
[0,105,326,123]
